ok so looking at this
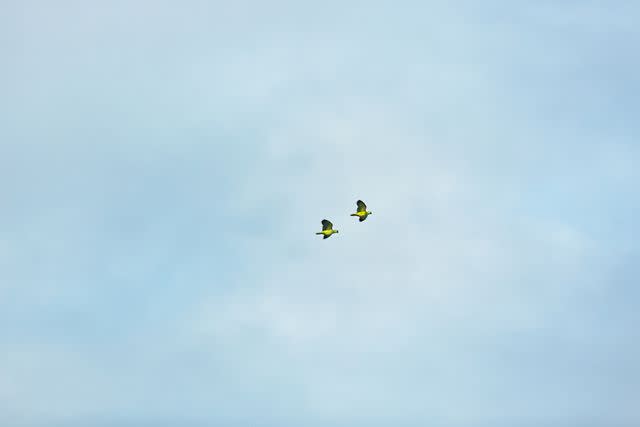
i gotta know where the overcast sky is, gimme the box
[1,1,639,426]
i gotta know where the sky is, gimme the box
[1,1,639,426]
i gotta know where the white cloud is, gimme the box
[1,0,639,425]
[182,93,620,420]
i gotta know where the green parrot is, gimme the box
[316,219,339,239]
[350,200,373,222]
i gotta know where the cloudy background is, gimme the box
[1,1,639,426]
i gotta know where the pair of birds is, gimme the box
[316,200,372,239]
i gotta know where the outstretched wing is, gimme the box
[321,219,333,231]
[356,200,367,213]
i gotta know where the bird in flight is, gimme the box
[316,219,339,239]
[350,200,373,222]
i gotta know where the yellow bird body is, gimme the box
[317,229,338,238]
[350,211,370,220]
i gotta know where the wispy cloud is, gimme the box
[1,1,639,426]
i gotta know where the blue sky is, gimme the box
[1,1,639,426]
